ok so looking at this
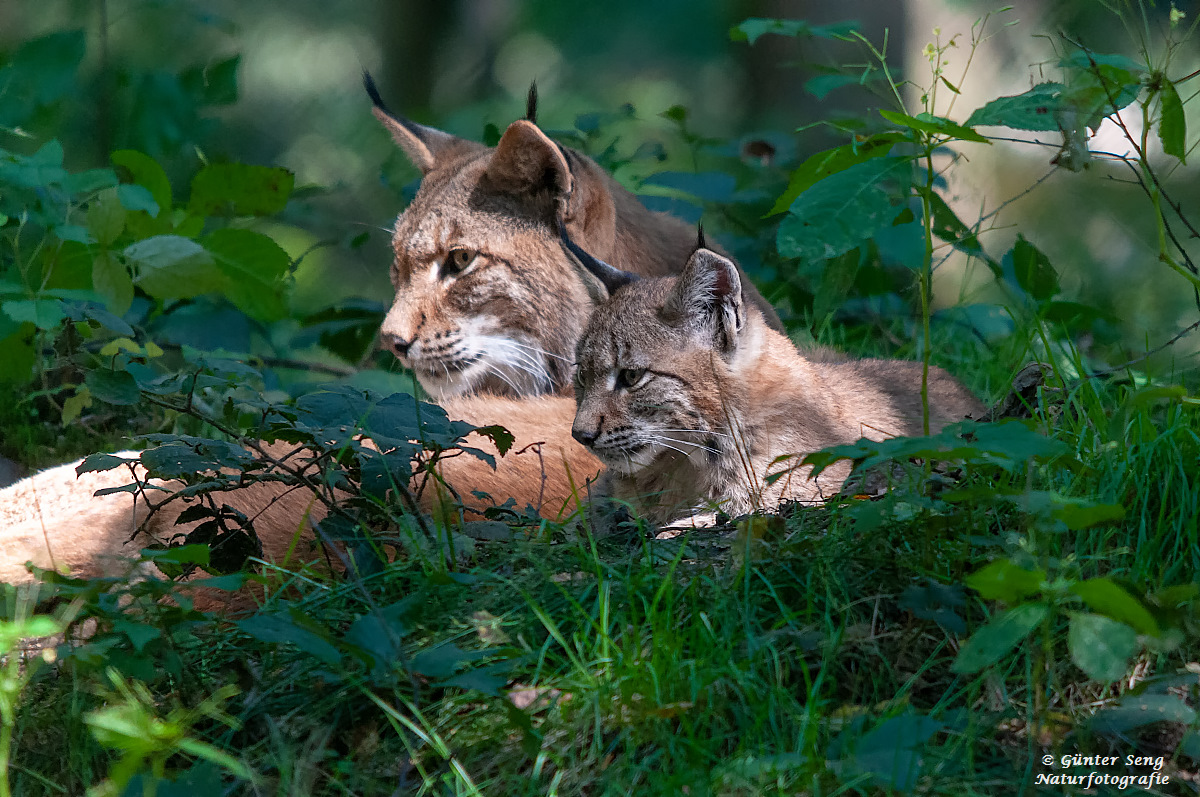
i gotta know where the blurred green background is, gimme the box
[2,0,1198,382]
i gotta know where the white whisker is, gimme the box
[501,339,572,363]
[655,435,720,456]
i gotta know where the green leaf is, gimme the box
[967,83,1070,132]
[436,663,511,697]
[1068,613,1136,682]
[63,168,119,195]
[201,228,290,321]
[125,235,224,300]
[730,18,858,45]
[180,54,240,106]
[111,150,171,216]
[1158,79,1187,164]
[188,162,294,217]
[965,560,1046,603]
[116,183,160,217]
[880,110,991,144]
[112,620,162,653]
[841,712,943,792]
[139,545,211,566]
[1006,234,1059,301]
[61,387,92,426]
[92,251,134,316]
[812,250,859,322]
[0,30,85,129]
[86,188,127,246]
[769,134,900,216]
[1069,578,1160,636]
[777,156,911,262]
[927,191,983,255]
[76,452,136,475]
[0,327,36,385]
[86,369,141,405]
[1091,694,1197,734]
[1,299,65,330]
[237,612,342,666]
[411,642,488,679]
[952,602,1048,674]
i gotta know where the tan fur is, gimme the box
[0,396,597,588]
[372,107,787,399]
[571,247,985,527]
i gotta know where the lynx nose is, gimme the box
[572,420,600,448]
[385,333,414,358]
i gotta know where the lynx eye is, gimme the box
[615,368,647,390]
[441,247,478,277]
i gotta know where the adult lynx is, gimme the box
[563,229,984,527]
[365,75,785,399]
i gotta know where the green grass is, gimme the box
[4,337,1200,795]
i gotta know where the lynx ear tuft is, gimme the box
[487,120,573,197]
[525,81,538,125]
[696,222,707,252]
[364,71,464,174]
[666,248,745,354]
[558,216,639,296]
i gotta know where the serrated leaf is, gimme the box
[1158,80,1187,163]
[76,452,135,475]
[188,163,294,217]
[880,110,991,144]
[125,235,224,300]
[966,560,1046,603]
[967,83,1069,132]
[201,228,290,321]
[92,251,134,316]
[85,369,141,405]
[730,18,858,45]
[778,156,911,262]
[769,135,900,216]
[1068,613,1136,682]
[1069,578,1159,636]
[952,602,1048,674]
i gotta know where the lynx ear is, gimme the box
[558,216,638,296]
[364,72,464,174]
[665,247,745,354]
[486,120,573,197]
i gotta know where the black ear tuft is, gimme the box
[363,71,388,113]
[696,222,707,252]
[557,215,639,296]
[526,81,538,126]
